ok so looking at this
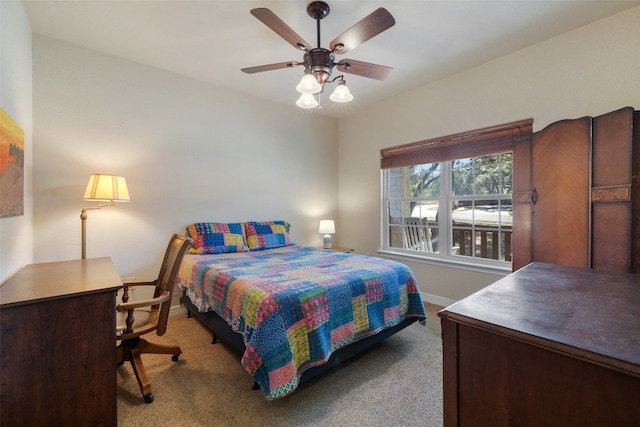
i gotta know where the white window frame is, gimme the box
[380,157,513,275]
[378,120,533,275]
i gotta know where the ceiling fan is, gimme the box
[241,1,395,108]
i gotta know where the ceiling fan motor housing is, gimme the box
[307,1,330,20]
[305,48,335,83]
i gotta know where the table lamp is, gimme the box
[81,174,130,259]
[319,220,335,249]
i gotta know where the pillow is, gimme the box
[244,220,293,251]
[185,223,246,254]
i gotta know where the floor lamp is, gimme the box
[81,174,130,259]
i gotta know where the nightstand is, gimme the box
[325,246,354,253]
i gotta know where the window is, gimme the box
[380,119,532,270]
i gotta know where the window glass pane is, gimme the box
[410,201,439,254]
[475,199,500,259]
[388,225,405,249]
[411,163,440,198]
[389,167,410,198]
[475,199,501,228]
[451,200,471,256]
[388,210,403,225]
[452,157,473,169]
[450,198,513,261]
[475,163,500,194]
[479,154,499,164]
[452,166,473,195]
[451,199,473,228]
[387,201,439,253]
[501,153,513,193]
[410,201,439,221]
[501,199,513,262]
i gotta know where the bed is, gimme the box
[177,221,427,400]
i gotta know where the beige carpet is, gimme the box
[117,303,444,427]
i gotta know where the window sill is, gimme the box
[377,249,513,276]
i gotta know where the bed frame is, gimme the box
[181,293,420,388]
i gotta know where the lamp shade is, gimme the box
[329,83,353,103]
[296,93,319,109]
[83,174,130,202]
[296,73,322,94]
[318,220,335,234]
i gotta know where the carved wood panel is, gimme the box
[513,107,639,273]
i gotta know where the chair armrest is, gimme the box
[120,280,158,304]
[117,290,171,334]
[122,280,157,289]
[116,290,171,312]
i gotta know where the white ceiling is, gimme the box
[22,0,640,118]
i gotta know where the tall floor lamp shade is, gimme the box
[81,174,130,259]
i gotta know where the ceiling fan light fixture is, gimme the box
[329,81,353,103]
[243,2,394,109]
[296,72,323,94]
[296,92,319,108]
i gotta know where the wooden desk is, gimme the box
[438,262,640,426]
[1,257,122,426]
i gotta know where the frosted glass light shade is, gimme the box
[83,174,130,202]
[329,83,353,103]
[296,93,319,109]
[296,73,322,94]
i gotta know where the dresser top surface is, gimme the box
[439,262,640,369]
[0,257,122,307]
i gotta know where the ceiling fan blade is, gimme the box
[251,8,312,52]
[329,8,395,54]
[241,61,302,74]
[336,59,393,81]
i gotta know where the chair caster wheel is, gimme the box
[143,393,154,404]
[172,355,179,362]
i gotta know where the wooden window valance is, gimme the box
[380,119,533,169]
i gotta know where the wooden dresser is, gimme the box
[439,263,640,426]
[1,257,122,426]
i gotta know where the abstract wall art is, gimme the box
[0,108,25,217]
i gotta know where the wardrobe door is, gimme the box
[512,135,533,271]
[591,107,635,272]
[530,117,592,269]
[633,111,640,273]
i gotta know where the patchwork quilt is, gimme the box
[178,244,426,400]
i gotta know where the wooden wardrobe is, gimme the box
[512,106,640,273]
[440,107,640,427]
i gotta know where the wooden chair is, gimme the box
[403,218,433,252]
[116,233,192,403]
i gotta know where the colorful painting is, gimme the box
[0,108,25,217]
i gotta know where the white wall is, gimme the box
[32,36,338,285]
[0,1,33,282]
[338,6,640,303]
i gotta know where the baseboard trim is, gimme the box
[422,292,456,308]
[169,304,188,317]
